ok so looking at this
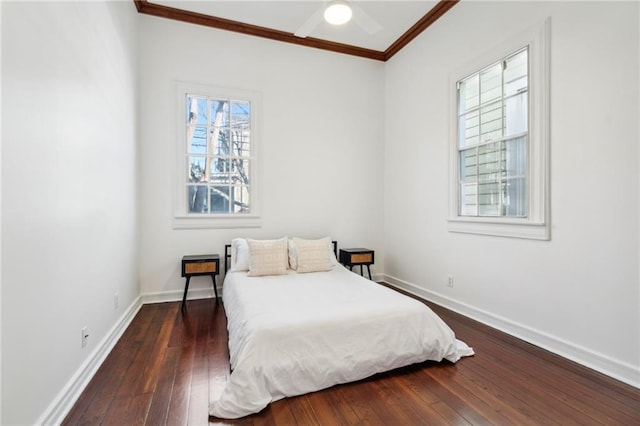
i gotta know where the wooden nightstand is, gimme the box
[181,254,220,308]
[339,248,374,280]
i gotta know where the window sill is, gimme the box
[448,217,550,240]
[173,215,262,230]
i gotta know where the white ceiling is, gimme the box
[152,1,440,51]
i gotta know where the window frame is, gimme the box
[173,81,262,229]
[448,18,550,240]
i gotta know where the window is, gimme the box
[448,19,550,240]
[458,48,528,218]
[174,82,261,229]
[186,96,251,214]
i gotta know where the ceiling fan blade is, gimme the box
[294,6,325,38]
[351,3,382,35]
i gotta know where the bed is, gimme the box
[208,237,473,419]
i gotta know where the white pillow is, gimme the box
[230,238,250,272]
[247,238,288,277]
[289,237,338,270]
[291,237,334,273]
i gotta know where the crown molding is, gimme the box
[384,0,459,61]
[134,0,459,62]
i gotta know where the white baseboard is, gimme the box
[35,296,143,425]
[384,273,640,389]
[140,286,221,305]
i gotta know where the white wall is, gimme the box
[1,2,139,424]
[138,16,386,298]
[384,1,639,386]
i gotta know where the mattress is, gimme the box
[209,265,473,419]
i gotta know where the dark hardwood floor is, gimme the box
[63,291,640,425]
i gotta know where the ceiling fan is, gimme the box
[294,0,382,38]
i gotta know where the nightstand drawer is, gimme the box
[181,254,220,277]
[339,248,375,266]
[350,253,373,264]
[184,261,217,274]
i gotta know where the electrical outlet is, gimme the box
[114,292,119,310]
[447,275,454,288]
[81,326,89,348]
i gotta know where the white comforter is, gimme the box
[209,266,473,419]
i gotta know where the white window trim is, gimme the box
[173,81,262,230]
[448,18,550,240]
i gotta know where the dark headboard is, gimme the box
[224,244,232,272]
[224,240,338,273]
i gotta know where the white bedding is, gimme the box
[209,265,474,419]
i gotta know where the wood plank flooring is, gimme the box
[63,292,640,425]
